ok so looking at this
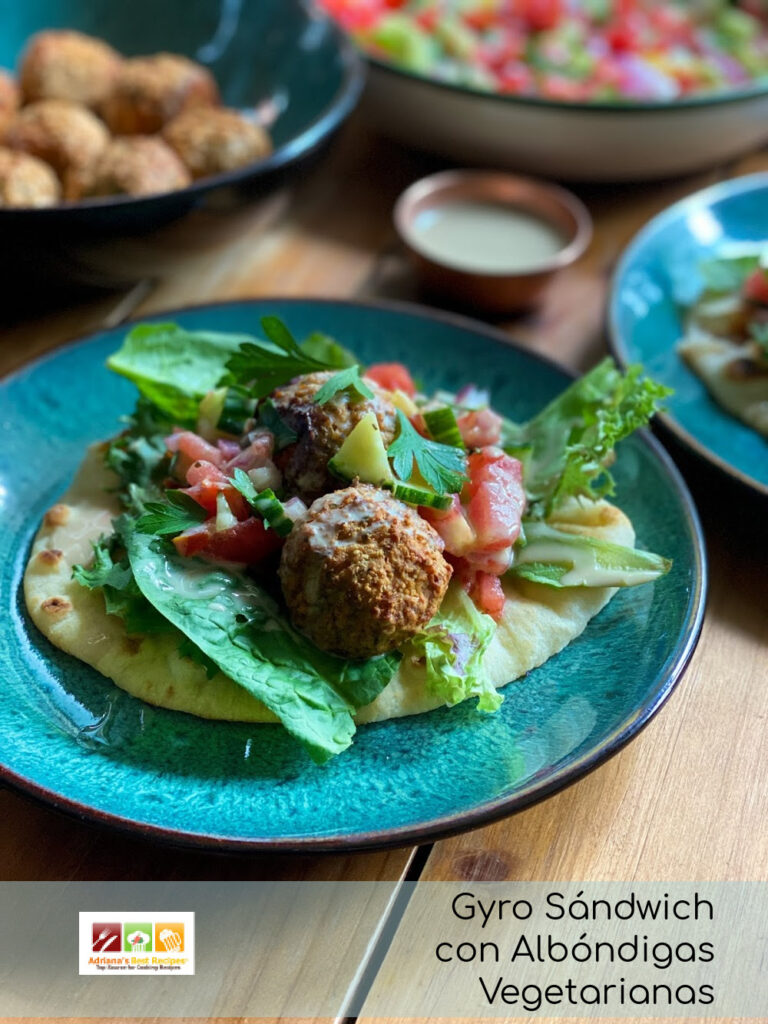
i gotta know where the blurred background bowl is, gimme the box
[0,0,363,284]
[365,58,768,183]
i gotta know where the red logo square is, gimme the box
[91,922,121,953]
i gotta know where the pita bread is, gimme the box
[678,323,768,438]
[24,444,634,726]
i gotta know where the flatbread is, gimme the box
[24,444,634,726]
[678,323,768,438]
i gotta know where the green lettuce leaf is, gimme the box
[510,522,672,588]
[122,525,398,763]
[107,323,253,423]
[72,535,170,636]
[503,359,671,519]
[405,586,499,713]
[301,331,359,368]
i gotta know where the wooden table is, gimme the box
[1,114,765,1024]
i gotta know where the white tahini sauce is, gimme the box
[411,200,566,274]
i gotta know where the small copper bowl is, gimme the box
[394,170,592,313]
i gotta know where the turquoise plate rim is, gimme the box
[608,171,768,499]
[0,298,708,852]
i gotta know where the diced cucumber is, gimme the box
[250,489,294,537]
[390,481,452,510]
[328,412,394,487]
[423,406,465,449]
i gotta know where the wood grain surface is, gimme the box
[1,115,765,1024]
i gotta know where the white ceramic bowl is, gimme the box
[365,59,768,183]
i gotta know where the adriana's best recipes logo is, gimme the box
[78,912,194,975]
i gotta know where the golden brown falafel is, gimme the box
[270,372,398,502]
[5,99,108,181]
[0,70,20,137]
[19,30,121,108]
[279,484,452,658]
[101,53,219,135]
[0,146,60,207]
[66,135,190,199]
[163,106,272,179]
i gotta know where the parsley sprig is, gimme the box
[387,410,468,495]
[222,316,333,398]
[314,365,374,405]
[135,491,207,536]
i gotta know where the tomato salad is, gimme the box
[319,0,768,102]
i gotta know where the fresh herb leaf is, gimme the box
[135,490,207,536]
[122,525,398,763]
[313,365,374,405]
[700,255,761,295]
[107,323,252,422]
[387,410,467,495]
[258,397,298,450]
[105,397,171,499]
[223,316,332,398]
[505,359,670,519]
[301,331,359,368]
[749,320,768,358]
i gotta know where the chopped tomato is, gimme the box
[743,267,768,305]
[457,407,503,448]
[469,572,506,621]
[520,0,563,32]
[364,362,416,397]
[204,517,283,563]
[166,430,223,466]
[174,516,282,564]
[181,459,249,519]
[173,522,214,558]
[463,448,526,551]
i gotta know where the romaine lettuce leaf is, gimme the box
[510,522,672,588]
[406,586,500,713]
[122,525,398,763]
[503,359,670,519]
[107,323,253,423]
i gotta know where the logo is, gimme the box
[156,923,185,952]
[91,923,121,953]
[124,922,153,953]
[79,912,194,976]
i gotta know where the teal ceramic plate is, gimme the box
[610,172,768,498]
[0,299,706,851]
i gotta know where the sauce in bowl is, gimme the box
[411,200,567,274]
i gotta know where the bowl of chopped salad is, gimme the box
[319,0,768,181]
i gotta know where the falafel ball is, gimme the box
[101,53,219,135]
[67,135,191,199]
[280,484,452,658]
[0,70,20,137]
[5,99,108,181]
[0,147,60,207]
[19,30,121,108]
[269,371,398,502]
[163,106,272,179]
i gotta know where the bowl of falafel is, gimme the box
[0,0,364,234]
